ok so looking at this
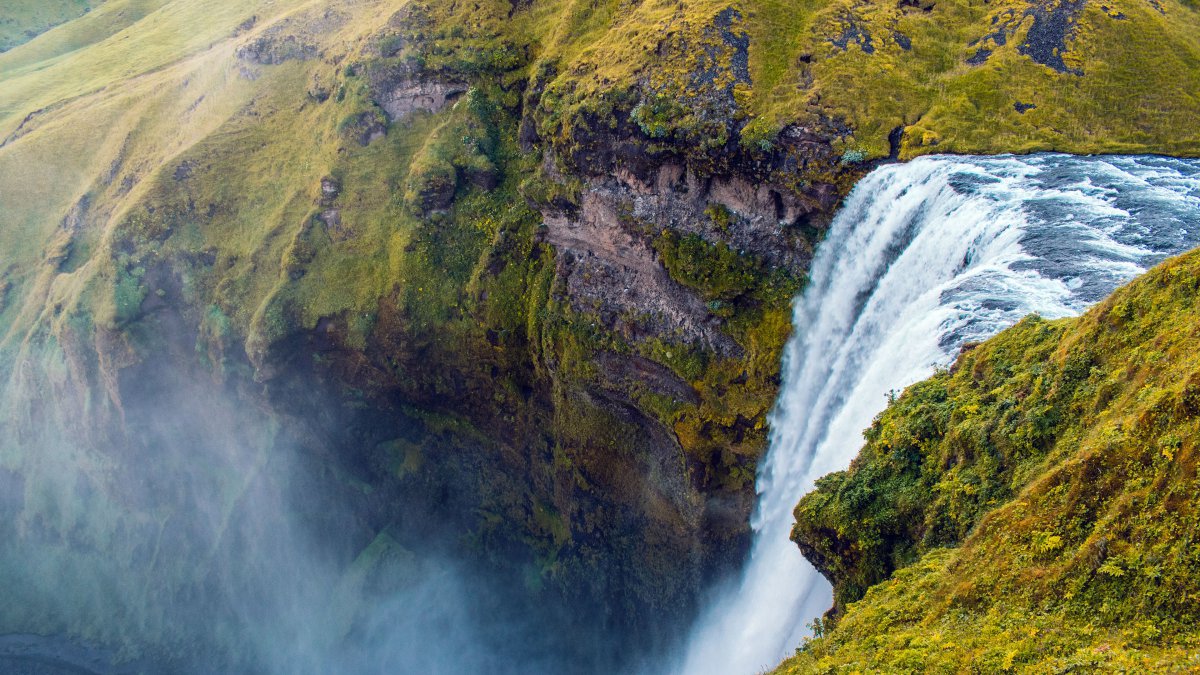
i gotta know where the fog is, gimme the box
[0,333,625,674]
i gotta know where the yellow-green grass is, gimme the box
[526,0,1200,160]
[743,0,1200,157]
[0,0,399,341]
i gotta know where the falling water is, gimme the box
[679,153,1200,674]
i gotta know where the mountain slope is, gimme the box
[779,248,1200,672]
[0,0,99,53]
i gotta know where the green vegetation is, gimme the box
[777,249,1200,672]
[525,0,1200,166]
[655,230,759,305]
[0,0,96,52]
[745,0,1200,159]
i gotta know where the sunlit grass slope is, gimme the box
[778,250,1200,672]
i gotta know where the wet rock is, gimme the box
[307,77,331,103]
[463,164,500,191]
[519,62,557,151]
[539,154,823,353]
[1019,0,1086,74]
[341,110,388,146]
[318,208,341,231]
[967,47,992,65]
[410,168,457,214]
[968,0,1086,75]
[532,84,845,352]
[173,160,194,181]
[60,195,90,231]
[830,10,875,54]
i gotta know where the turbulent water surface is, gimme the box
[679,153,1200,674]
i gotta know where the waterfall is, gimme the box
[678,153,1200,674]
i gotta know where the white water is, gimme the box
[678,153,1200,674]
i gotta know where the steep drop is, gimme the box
[680,154,1200,674]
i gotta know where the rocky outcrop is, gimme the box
[532,118,846,353]
[542,180,733,351]
[237,33,318,65]
[364,54,469,123]
[377,80,467,121]
[235,8,348,66]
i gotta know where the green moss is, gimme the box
[111,259,148,326]
[631,94,687,140]
[655,230,758,305]
[704,203,734,232]
[403,89,501,214]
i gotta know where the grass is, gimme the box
[527,0,1200,161]
[0,0,98,53]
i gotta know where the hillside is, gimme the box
[0,0,97,52]
[1,0,1199,667]
[778,248,1200,672]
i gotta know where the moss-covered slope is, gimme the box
[779,249,1200,672]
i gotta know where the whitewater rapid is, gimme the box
[679,153,1200,674]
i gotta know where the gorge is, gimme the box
[1,0,1200,672]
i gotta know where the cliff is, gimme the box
[780,248,1200,671]
[1,0,1198,666]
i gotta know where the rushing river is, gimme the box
[678,154,1200,674]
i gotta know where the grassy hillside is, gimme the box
[778,249,1200,672]
[527,0,1200,164]
[0,0,99,53]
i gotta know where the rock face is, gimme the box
[542,176,732,351]
[540,158,828,350]
[377,79,467,121]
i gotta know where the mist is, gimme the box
[0,320,646,674]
